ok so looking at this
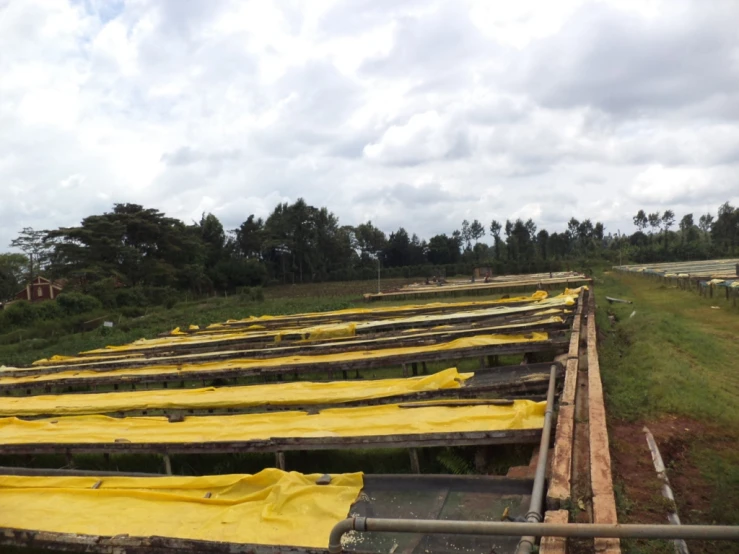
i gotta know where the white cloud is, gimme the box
[1,0,739,249]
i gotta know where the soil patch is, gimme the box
[610,415,739,554]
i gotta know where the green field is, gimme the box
[596,271,739,554]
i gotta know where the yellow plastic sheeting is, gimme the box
[275,322,357,343]
[6,333,549,386]
[207,291,549,327]
[0,368,472,417]
[0,400,545,445]
[27,316,564,373]
[43,296,570,361]
[0,469,362,547]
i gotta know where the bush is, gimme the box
[2,301,37,327]
[56,293,103,316]
[142,286,179,308]
[119,306,146,318]
[240,286,265,302]
[33,301,62,321]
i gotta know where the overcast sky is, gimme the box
[2,0,739,248]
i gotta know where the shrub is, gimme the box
[33,301,62,321]
[240,286,265,302]
[119,306,146,318]
[142,286,179,308]
[56,293,103,316]
[2,301,37,327]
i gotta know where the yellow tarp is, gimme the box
[0,469,362,547]
[203,290,549,328]
[9,333,549,386]
[0,400,545,445]
[67,295,571,358]
[26,316,564,372]
[0,368,472,417]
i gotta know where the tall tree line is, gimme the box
[2,199,739,301]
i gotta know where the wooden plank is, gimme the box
[547,404,574,509]
[587,291,621,554]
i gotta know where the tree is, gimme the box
[355,221,387,261]
[661,210,675,232]
[536,229,550,260]
[383,228,412,267]
[490,220,502,260]
[566,218,580,253]
[661,210,675,249]
[633,210,648,232]
[199,213,226,269]
[647,212,662,234]
[712,202,739,255]
[460,220,472,250]
[47,204,204,288]
[469,220,485,244]
[235,215,264,259]
[0,253,28,301]
[10,227,52,279]
[698,213,714,233]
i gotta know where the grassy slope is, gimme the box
[596,271,739,553]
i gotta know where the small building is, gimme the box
[15,276,63,303]
[473,267,493,279]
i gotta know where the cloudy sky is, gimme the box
[2,0,739,248]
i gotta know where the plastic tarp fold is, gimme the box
[0,368,472,417]
[0,400,546,445]
[8,332,549,386]
[0,469,362,547]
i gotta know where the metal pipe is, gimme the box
[516,363,557,554]
[327,518,739,553]
[644,426,689,554]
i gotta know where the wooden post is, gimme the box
[276,452,286,470]
[409,448,421,474]
[402,363,408,377]
[421,361,428,375]
[163,454,172,475]
[710,283,714,298]
[411,362,418,376]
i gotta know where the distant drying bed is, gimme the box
[364,275,589,301]
[614,258,739,278]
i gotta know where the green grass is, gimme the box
[596,272,739,426]
[596,271,739,551]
